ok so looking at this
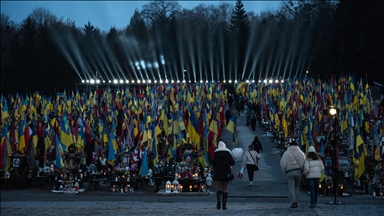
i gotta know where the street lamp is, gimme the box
[323,106,343,205]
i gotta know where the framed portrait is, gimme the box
[13,158,20,168]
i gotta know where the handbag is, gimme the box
[227,166,235,180]
[249,151,259,171]
[227,173,235,181]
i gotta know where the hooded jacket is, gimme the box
[213,141,235,181]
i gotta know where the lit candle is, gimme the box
[180,185,183,191]
[319,183,322,189]
[189,185,192,192]
[340,184,343,190]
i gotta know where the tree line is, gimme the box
[1,0,383,94]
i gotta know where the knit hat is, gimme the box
[308,146,316,153]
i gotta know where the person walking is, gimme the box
[280,140,306,208]
[213,141,235,210]
[242,144,261,186]
[302,146,324,208]
[252,136,263,153]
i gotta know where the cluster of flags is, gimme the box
[0,82,229,174]
[235,75,383,180]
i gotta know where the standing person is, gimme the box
[302,146,324,208]
[252,136,263,153]
[242,144,261,186]
[213,141,235,210]
[280,140,306,208]
[250,111,257,131]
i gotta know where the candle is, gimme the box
[180,185,183,192]
[189,185,192,192]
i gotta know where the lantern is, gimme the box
[165,180,172,193]
[172,179,180,193]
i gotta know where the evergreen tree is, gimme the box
[227,0,250,80]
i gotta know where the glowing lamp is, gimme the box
[182,80,185,83]
[154,80,157,83]
[109,80,111,83]
[223,80,226,83]
[165,79,169,83]
[229,80,232,83]
[234,80,237,83]
[246,80,249,83]
[142,80,145,83]
[137,80,141,84]
[103,80,105,83]
[323,106,338,116]
[86,80,89,83]
[160,80,163,84]
[171,80,174,83]
[148,80,151,83]
[269,79,273,83]
[131,80,135,83]
[200,80,203,83]
[119,80,123,84]
[172,179,180,193]
[81,80,85,83]
[96,79,100,83]
[165,180,172,193]
[113,80,118,84]
[252,80,255,83]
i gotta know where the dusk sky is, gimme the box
[1,1,281,31]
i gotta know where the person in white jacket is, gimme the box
[242,144,261,186]
[303,146,325,208]
[280,141,306,208]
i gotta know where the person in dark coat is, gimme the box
[250,111,257,131]
[213,141,235,210]
[252,136,263,153]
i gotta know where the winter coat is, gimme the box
[253,139,263,153]
[280,146,306,173]
[213,142,235,181]
[242,150,261,167]
[303,158,324,179]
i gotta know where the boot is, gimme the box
[216,191,222,209]
[222,192,228,210]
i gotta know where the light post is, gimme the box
[323,106,344,205]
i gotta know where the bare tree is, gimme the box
[141,0,181,25]
[29,7,55,26]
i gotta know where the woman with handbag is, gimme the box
[302,146,324,208]
[213,141,235,210]
[242,144,261,186]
